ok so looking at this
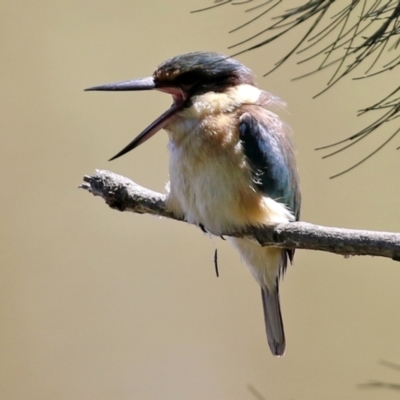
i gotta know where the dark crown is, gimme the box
[153,51,255,94]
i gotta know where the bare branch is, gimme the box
[80,170,400,261]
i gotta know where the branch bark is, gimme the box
[80,169,400,262]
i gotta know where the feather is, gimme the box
[237,110,301,355]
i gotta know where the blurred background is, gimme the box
[1,1,400,399]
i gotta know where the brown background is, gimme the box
[2,1,400,399]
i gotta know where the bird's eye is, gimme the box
[176,71,199,88]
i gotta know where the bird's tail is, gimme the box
[229,237,287,355]
[261,287,285,356]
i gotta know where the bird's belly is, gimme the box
[169,165,241,233]
[167,142,266,234]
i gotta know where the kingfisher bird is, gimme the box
[86,51,301,356]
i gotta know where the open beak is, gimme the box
[85,77,185,161]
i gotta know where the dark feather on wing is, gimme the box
[238,111,301,269]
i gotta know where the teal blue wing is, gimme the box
[239,112,301,264]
